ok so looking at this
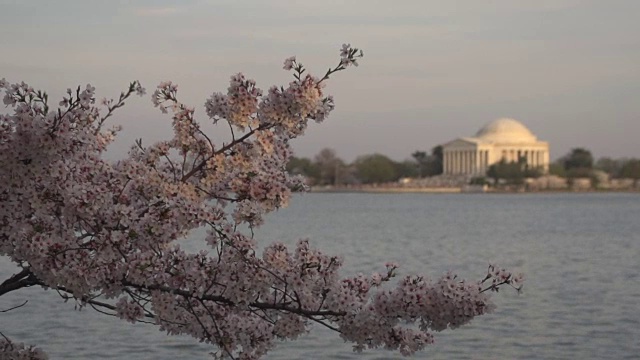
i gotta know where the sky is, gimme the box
[1,0,639,162]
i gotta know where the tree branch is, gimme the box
[180,124,273,182]
[121,280,346,318]
[0,300,28,313]
[0,268,40,297]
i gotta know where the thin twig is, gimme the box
[0,300,28,313]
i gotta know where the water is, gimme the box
[2,193,639,359]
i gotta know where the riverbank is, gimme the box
[309,185,640,194]
[311,186,462,193]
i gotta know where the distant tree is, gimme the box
[486,160,525,185]
[411,145,443,178]
[313,148,345,185]
[548,161,567,177]
[523,167,543,179]
[411,150,429,177]
[469,176,488,185]
[286,157,320,183]
[394,159,419,179]
[428,145,443,176]
[564,148,594,171]
[354,153,398,184]
[620,159,640,186]
[595,157,623,178]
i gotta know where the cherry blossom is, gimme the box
[282,56,296,71]
[0,44,521,359]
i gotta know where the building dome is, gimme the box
[475,118,537,143]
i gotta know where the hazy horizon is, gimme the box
[1,0,638,162]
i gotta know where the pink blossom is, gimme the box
[0,44,522,359]
[283,56,296,70]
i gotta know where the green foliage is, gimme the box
[523,167,543,179]
[564,148,594,171]
[411,145,443,177]
[548,162,566,177]
[566,167,592,179]
[394,160,419,179]
[621,159,640,185]
[286,157,320,183]
[487,160,525,185]
[354,153,398,184]
[411,151,428,177]
[469,177,488,185]
[313,148,346,185]
[486,159,541,185]
[595,157,623,177]
[429,145,443,176]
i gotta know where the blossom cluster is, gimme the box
[0,45,521,359]
[0,339,48,360]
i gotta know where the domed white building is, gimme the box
[442,118,550,175]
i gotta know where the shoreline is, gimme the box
[309,186,640,194]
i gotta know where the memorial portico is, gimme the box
[442,118,550,176]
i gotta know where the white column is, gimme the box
[472,150,476,174]
[544,150,550,172]
[485,150,489,172]
[453,151,457,174]
[470,150,474,174]
[443,152,448,174]
[454,151,459,174]
[538,151,543,171]
[529,150,534,167]
[482,150,486,173]
[443,152,447,174]
[473,151,478,174]
[538,150,542,168]
[464,151,469,174]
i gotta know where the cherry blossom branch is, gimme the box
[0,300,28,313]
[0,268,39,297]
[96,81,145,134]
[120,280,347,317]
[0,45,525,359]
[179,123,273,182]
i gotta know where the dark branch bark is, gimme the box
[0,268,40,297]
[180,123,273,182]
[0,300,28,313]
[1,269,345,319]
[121,280,346,317]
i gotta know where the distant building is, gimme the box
[442,118,550,175]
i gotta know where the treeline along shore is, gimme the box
[289,147,640,193]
